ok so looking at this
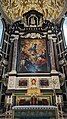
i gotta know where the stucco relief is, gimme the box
[8,76,16,89]
[52,76,60,89]
[1,0,65,21]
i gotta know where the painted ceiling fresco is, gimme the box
[0,0,66,22]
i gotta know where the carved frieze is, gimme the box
[20,33,42,39]
[15,76,60,89]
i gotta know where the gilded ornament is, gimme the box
[0,0,65,22]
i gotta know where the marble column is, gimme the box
[12,35,19,71]
[50,37,56,70]
[53,38,59,71]
[8,40,13,72]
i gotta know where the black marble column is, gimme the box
[50,38,56,70]
[8,41,14,72]
[53,38,59,71]
[12,35,19,71]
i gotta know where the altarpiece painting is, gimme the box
[17,39,50,73]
